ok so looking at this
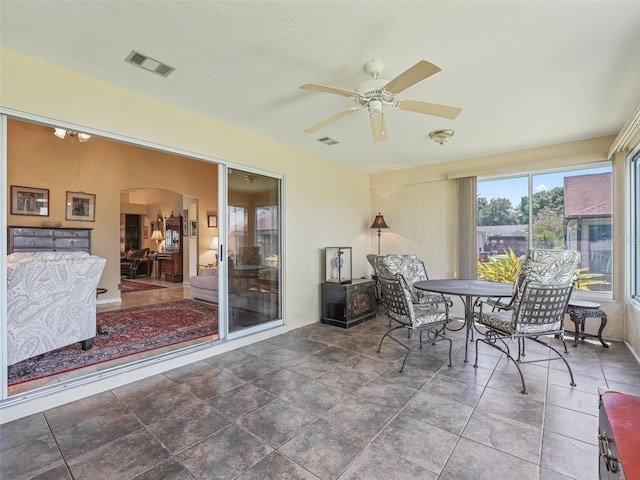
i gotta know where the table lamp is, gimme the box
[209,236,219,264]
[151,229,164,252]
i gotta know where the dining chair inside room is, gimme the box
[377,274,452,372]
[474,249,582,394]
[367,254,453,326]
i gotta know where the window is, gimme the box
[228,205,248,255]
[632,152,640,299]
[478,165,612,293]
[256,205,279,259]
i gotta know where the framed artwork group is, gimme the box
[10,186,96,222]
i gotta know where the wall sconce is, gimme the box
[370,213,389,255]
[53,128,91,142]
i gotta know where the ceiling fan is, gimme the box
[300,59,461,142]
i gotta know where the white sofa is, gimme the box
[189,268,218,303]
[7,251,106,366]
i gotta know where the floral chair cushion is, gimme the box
[368,254,443,305]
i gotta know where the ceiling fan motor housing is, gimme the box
[355,78,396,107]
[368,99,383,114]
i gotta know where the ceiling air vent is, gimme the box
[125,50,175,77]
[317,137,339,146]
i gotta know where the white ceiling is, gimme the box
[2,1,640,173]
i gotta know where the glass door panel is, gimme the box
[227,169,282,333]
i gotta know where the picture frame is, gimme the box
[10,185,49,216]
[65,192,96,222]
[190,220,198,237]
[183,209,189,237]
[65,191,95,222]
[207,214,217,228]
[144,226,149,239]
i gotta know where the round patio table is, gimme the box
[414,279,514,362]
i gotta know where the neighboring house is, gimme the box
[564,172,613,282]
[477,225,528,259]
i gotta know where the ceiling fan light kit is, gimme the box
[429,129,455,145]
[300,59,461,142]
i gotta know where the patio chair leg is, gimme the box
[507,351,528,394]
[377,325,407,354]
[529,336,577,387]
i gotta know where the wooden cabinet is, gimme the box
[599,391,640,479]
[8,226,92,253]
[159,213,183,282]
[158,252,183,282]
[164,213,182,254]
[321,279,376,328]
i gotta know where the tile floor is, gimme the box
[2,313,640,480]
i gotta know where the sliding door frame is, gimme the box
[0,108,285,407]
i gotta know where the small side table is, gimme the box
[566,300,609,348]
[321,279,377,328]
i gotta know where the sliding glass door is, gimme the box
[226,168,282,333]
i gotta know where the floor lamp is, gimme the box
[370,213,389,255]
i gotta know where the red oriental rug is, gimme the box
[121,279,167,293]
[8,299,218,386]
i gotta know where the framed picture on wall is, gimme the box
[144,226,149,239]
[183,209,189,236]
[65,191,95,222]
[10,185,49,216]
[207,214,217,227]
[190,220,198,237]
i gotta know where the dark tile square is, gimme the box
[279,419,367,480]
[209,383,277,419]
[239,398,318,447]
[67,428,169,480]
[177,424,272,480]
[147,402,231,453]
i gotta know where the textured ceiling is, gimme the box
[2,1,640,173]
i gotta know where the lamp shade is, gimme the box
[370,213,389,230]
[150,230,164,241]
[209,236,219,250]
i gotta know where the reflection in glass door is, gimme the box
[227,169,282,333]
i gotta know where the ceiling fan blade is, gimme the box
[383,60,441,95]
[370,112,388,142]
[304,108,359,133]
[395,99,462,119]
[300,83,360,98]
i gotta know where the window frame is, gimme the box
[478,161,613,301]
[630,150,640,301]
